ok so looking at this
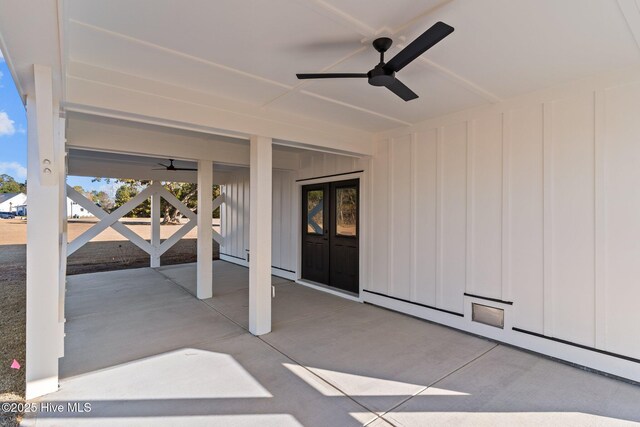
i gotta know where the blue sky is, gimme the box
[0,51,113,195]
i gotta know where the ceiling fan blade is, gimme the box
[173,167,198,171]
[385,78,419,101]
[157,162,169,168]
[296,73,368,79]
[383,21,454,73]
[152,168,166,170]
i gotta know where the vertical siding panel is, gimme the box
[502,111,512,301]
[466,120,475,295]
[229,176,236,257]
[391,135,412,300]
[272,171,282,268]
[281,171,293,271]
[469,114,503,299]
[594,89,606,350]
[415,129,438,306]
[604,81,640,359]
[387,139,394,295]
[243,172,250,255]
[440,122,467,313]
[290,174,298,273]
[410,133,417,302]
[551,93,596,347]
[543,102,554,336]
[237,174,244,258]
[220,184,227,254]
[435,127,444,307]
[369,139,390,293]
[510,104,544,332]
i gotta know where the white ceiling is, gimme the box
[58,0,640,132]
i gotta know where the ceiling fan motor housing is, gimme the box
[368,65,395,87]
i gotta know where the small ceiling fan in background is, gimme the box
[296,21,454,101]
[153,159,197,171]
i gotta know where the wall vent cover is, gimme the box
[472,303,504,329]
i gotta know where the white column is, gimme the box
[26,65,63,399]
[249,135,272,335]
[150,184,161,268]
[197,160,213,299]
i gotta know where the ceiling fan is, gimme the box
[152,159,197,171]
[296,21,454,101]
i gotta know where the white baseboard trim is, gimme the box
[219,254,297,281]
[363,290,640,384]
[220,253,248,267]
[272,267,297,281]
[295,279,362,302]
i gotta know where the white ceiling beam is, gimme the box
[390,0,455,36]
[260,45,367,107]
[398,46,503,103]
[385,0,502,104]
[296,0,376,38]
[300,90,412,126]
[65,73,374,154]
[69,19,293,91]
[618,0,640,53]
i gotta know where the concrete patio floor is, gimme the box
[25,261,640,426]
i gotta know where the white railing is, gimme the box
[66,182,225,265]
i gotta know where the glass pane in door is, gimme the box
[306,189,324,234]
[336,187,357,237]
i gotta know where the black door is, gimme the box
[329,180,359,293]
[301,183,330,285]
[301,179,359,294]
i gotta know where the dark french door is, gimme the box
[301,179,359,294]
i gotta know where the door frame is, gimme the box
[294,169,368,302]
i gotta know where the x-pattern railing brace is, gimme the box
[67,183,226,263]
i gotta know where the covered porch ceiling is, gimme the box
[65,111,352,182]
[2,1,639,153]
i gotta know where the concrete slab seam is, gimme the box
[377,343,500,424]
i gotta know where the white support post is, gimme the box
[197,160,213,299]
[26,65,63,399]
[249,135,272,335]
[150,185,161,268]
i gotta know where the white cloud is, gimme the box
[0,49,4,61]
[0,161,27,180]
[0,111,16,136]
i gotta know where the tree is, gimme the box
[95,177,219,222]
[70,185,115,211]
[92,190,114,211]
[0,174,26,193]
[114,180,150,217]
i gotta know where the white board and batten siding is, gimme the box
[220,151,366,280]
[369,68,640,382]
[220,168,297,278]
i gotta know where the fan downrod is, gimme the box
[369,37,395,87]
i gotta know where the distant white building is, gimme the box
[0,192,94,218]
[0,192,27,213]
[66,197,95,218]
